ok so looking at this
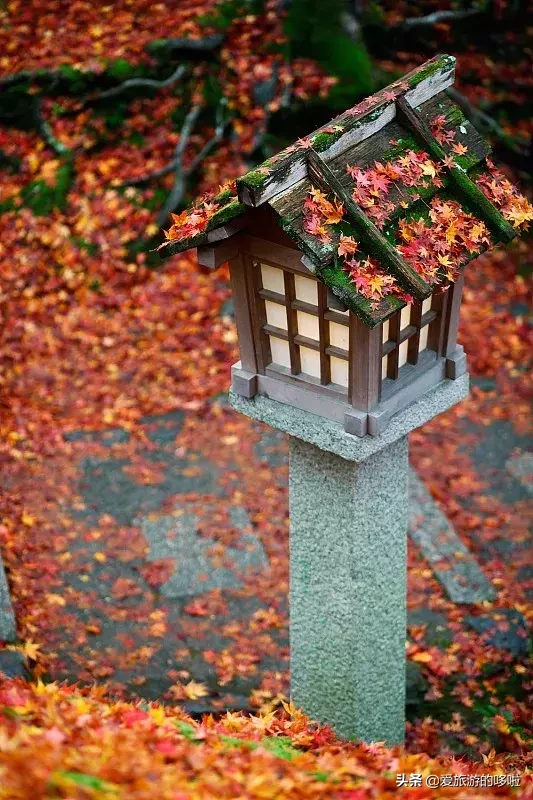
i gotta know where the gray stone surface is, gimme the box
[289,434,409,744]
[405,661,428,708]
[229,373,469,464]
[0,649,29,679]
[407,609,452,648]
[505,452,533,495]
[464,609,530,656]
[78,452,220,526]
[0,558,16,643]
[137,504,267,598]
[409,471,497,603]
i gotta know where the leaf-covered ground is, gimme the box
[0,0,532,794]
[0,680,531,799]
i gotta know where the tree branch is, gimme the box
[146,34,224,56]
[81,64,187,107]
[155,104,202,228]
[34,99,71,156]
[121,161,178,188]
[396,7,483,29]
[156,99,227,227]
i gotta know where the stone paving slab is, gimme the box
[505,452,533,495]
[408,471,497,604]
[0,558,16,643]
[137,504,267,598]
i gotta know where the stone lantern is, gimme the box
[161,54,529,743]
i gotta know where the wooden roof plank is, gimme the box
[306,148,431,300]
[236,55,456,207]
[268,90,491,271]
[395,96,516,243]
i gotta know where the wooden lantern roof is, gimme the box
[162,54,532,328]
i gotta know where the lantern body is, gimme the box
[225,209,467,437]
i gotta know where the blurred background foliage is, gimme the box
[0,0,530,258]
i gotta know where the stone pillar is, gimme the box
[289,435,408,743]
[229,372,469,744]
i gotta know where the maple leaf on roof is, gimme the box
[319,125,344,134]
[432,114,447,128]
[303,214,330,243]
[309,187,329,204]
[170,210,189,226]
[346,164,370,185]
[505,199,533,228]
[337,235,358,257]
[421,160,437,179]
[370,172,391,193]
[452,142,468,156]
[323,197,344,225]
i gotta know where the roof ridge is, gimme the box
[236,54,456,208]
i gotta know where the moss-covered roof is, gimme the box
[161,55,531,328]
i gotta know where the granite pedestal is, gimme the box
[229,372,469,743]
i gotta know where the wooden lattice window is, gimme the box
[381,292,445,389]
[253,260,350,394]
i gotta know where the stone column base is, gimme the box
[229,374,469,743]
[289,434,408,743]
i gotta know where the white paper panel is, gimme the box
[422,297,432,315]
[300,347,321,378]
[269,337,291,369]
[330,356,349,388]
[297,311,319,341]
[398,338,409,368]
[418,325,429,352]
[265,300,287,329]
[329,321,349,350]
[400,305,411,331]
[294,274,318,305]
[261,263,285,294]
[382,355,388,379]
[382,319,389,343]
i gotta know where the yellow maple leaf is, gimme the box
[504,199,533,228]
[46,593,66,606]
[20,640,42,661]
[183,681,209,700]
[368,275,385,297]
[411,651,432,663]
[470,222,486,242]
[149,706,167,724]
[445,221,458,244]
[71,697,92,714]
[421,160,437,178]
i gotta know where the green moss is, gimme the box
[206,198,247,229]
[317,264,376,327]
[212,188,235,204]
[381,133,420,162]
[442,104,466,127]
[453,152,481,171]
[407,54,455,90]
[239,169,270,189]
[311,129,344,152]
[163,231,209,258]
